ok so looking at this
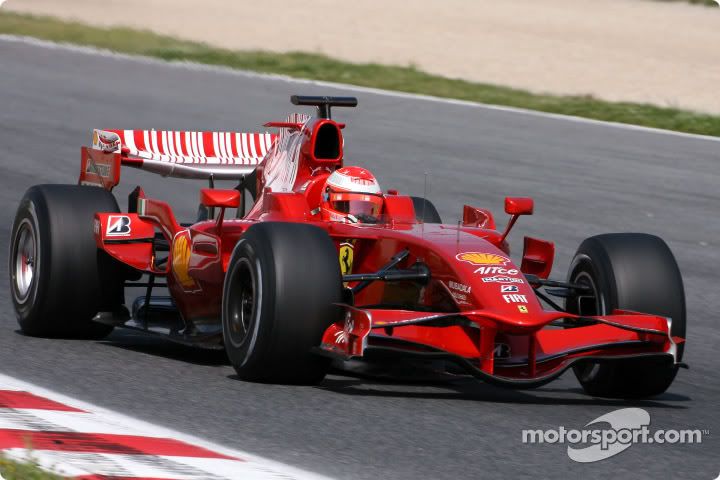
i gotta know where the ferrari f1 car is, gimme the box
[9,96,686,398]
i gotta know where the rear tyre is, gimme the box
[9,185,124,338]
[222,222,342,384]
[565,233,685,398]
[410,196,442,223]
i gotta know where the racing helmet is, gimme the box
[321,166,383,223]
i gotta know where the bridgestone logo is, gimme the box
[106,215,131,236]
[521,408,705,463]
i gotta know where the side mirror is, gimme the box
[200,189,240,234]
[200,189,240,209]
[500,197,534,243]
[504,197,534,216]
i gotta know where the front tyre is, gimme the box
[9,185,124,338]
[565,233,686,398]
[222,222,342,384]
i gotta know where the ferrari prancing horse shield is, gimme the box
[339,242,354,275]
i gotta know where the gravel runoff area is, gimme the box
[4,0,720,114]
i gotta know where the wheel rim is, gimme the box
[13,219,37,303]
[572,269,605,382]
[227,258,257,348]
[572,271,605,317]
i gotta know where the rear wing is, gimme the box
[79,129,277,189]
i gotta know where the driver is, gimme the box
[320,166,383,223]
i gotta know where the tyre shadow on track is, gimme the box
[317,371,691,408]
[97,330,230,366]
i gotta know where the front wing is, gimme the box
[318,307,683,388]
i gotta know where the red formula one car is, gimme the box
[9,96,686,398]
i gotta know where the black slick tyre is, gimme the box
[9,185,124,338]
[222,222,342,384]
[565,233,685,398]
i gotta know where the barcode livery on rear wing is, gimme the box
[110,129,276,165]
[80,129,279,186]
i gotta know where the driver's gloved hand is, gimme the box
[355,214,379,224]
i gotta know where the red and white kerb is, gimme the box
[0,373,327,479]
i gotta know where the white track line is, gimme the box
[0,372,331,479]
[1,33,718,144]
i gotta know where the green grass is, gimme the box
[0,455,65,479]
[1,11,719,136]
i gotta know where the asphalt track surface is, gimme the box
[0,38,718,479]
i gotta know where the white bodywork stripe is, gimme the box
[197,131,206,160]
[143,130,151,156]
[241,133,250,164]
[123,129,136,152]
[150,130,160,157]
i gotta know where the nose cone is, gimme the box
[453,249,543,321]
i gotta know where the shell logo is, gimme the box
[456,252,510,266]
[172,234,195,288]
